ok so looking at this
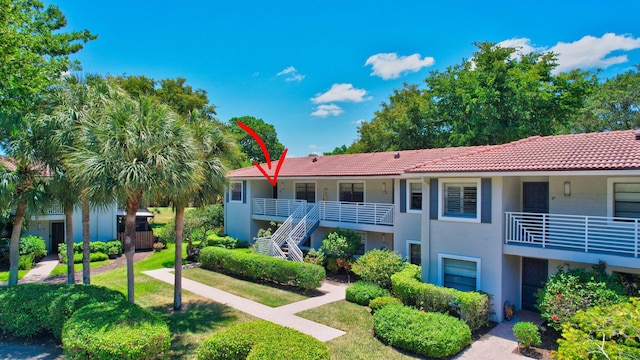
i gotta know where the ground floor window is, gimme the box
[407,241,421,265]
[439,254,480,292]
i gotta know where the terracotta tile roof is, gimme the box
[408,130,640,173]
[0,157,53,176]
[227,146,487,178]
[228,130,640,178]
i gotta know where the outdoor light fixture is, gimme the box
[564,181,571,196]
[382,234,386,245]
[280,182,284,191]
[382,182,387,193]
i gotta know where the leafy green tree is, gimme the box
[323,145,349,155]
[0,0,95,115]
[572,66,640,133]
[355,84,446,152]
[350,42,596,152]
[228,116,285,164]
[427,42,595,146]
[66,91,198,303]
[0,114,52,285]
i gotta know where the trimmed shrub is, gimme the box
[19,235,47,260]
[345,281,390,306]
[60,240,122,263]
[351,249,406,290]
[199,246,325,291]
[0,283,65,337]
[62,301,170,360]
[203,233,238,249]
[66,251,109,264]
[196,320,330,360]
[369,296,402,313]
[374,304,471,358]
[513,321,541,349]
[556,298,640,360]
[391,265,490,331]
[536,263,625,331]
[18,253,35,270]
[46,285,126,339]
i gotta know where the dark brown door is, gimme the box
[522,257,548,311]
[523,182,549,213]
[51,222,65,254]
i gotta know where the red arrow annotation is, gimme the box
[237,121,288,187]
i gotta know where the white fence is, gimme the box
[253,198,393,226]
[505,211,640,257]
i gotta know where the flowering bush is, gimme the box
[536,262,625,330]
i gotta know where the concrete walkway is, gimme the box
[0,254,59,286]
[454,311,543,359]
[143,268,347,342]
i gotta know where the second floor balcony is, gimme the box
[253,198,394,226]
[505,211,640,267]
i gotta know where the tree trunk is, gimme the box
[174,205,185,310]
[8,201,27,286]
[82,198,90,284]
[124,191,143,303]
[65,206,75,284]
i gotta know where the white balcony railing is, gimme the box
[505,211,640,258]
[253,198,394,226]
[45,202,63,215]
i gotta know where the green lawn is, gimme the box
[91,244,255,359]
[297,300,418,360]
[182,267,308,307]
[0,269,29,282]
[148,207,195,228]
[48,259,113,277]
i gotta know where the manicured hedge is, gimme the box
[199,246,325,291]
[345,281,390,306]
[0,284,170,360]
[391,264,490,331]
[373,304,471,358]
[196,320,330,360]
[369,296,402,313]
[63,301,170,360]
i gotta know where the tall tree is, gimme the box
[572,66,640,133]
[0,114,51,285]
[0,0,95,116]
[228,116,285,164]
[350,42,596,152]
[44,75,113,284]
[66,91,198,303]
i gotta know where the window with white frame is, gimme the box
[439,254,480,292]
[295,182,316,203]
[407,241,421,265]
[440,179,480,221]
[408,181,422,211]
[613,183,640,218]
[229,181,243,202]
[339,182,364,203]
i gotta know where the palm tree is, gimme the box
[162,114,240,310]
[66,90,198,302]
[0,114,51,285]
[43,75,112,284]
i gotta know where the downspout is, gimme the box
[421,177,431,282]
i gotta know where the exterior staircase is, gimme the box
[255,201,320,261]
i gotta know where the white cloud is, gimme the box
[311,83,369,103]
[311,104,344,117]
[496,34,640,73]
[308,144,319,149]
[497,38,544,56]
[365,53,435,80]
[550,33,640,73]
[352,119,365,125]
[276,66,305,82]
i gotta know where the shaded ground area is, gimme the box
[42,250,153,284]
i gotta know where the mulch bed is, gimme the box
[512,324,561,359]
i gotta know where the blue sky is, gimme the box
[52,1,640,157]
